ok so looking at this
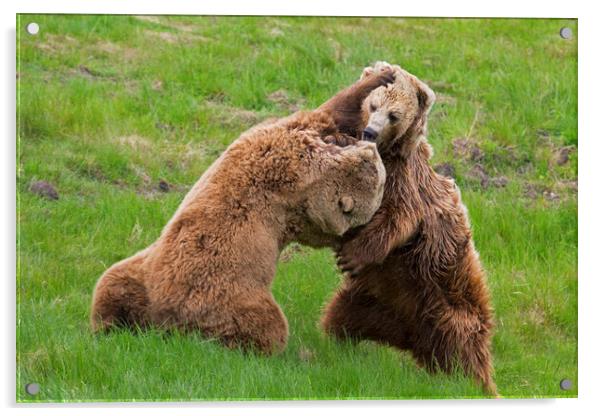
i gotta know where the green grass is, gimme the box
[16,15,577,401]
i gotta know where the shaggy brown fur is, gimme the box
[90,72,393,354]
[320,63,497,396]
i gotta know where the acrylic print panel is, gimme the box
[16,14,577,402]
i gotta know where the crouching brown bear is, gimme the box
[321,62,497,396]
[90,70,394,354]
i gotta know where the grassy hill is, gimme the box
[17,15,577,401]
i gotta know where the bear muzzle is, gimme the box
[362,127,378,142]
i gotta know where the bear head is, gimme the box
[229,111,386,249]
[359,62,436,156]
[294,139,386,247]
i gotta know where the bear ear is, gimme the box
[415,78,436,116]
[409,76,436,140]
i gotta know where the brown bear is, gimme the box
[90,70,394,354]
[320,62,497,396]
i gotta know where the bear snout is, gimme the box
[362,127,378,142]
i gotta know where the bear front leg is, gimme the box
[318,69,395,137]
[322,133,360,147]
[218,290,289,355]
[337,209,418,276]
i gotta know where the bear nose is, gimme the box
[362,127,378,142]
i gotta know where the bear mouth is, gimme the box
[361,136,376,143]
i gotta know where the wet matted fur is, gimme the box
[321,63,497,396]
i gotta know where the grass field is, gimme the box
[16,15,577,401]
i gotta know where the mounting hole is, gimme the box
[559,27,572,40]
[25,383,40,395]
[26,22,40,35]
[559,378,573,391]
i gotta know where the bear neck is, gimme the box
[384,135,449,222]
[394,137,475,276]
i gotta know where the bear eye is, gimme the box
[339,196,354,214]
[369,103,377,113]
[388,112,399,123]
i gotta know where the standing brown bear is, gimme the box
[91,71,394,354]
[321,62,497,396]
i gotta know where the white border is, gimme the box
[3,1,600,415]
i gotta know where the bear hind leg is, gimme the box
[413,309,497,396]
[90,269,149,332]
[321,283,410,350]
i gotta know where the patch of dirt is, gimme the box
[425,80,453,91]
[231,108,263,125]
[95,41,119,54]
[429,107,448,123]
[434,162,455,178]
[122,79,141,93]
[536,129,551,138]
[135,188,160,200]
[29,180,59,201]
[69,65,120,83]
[78,65,97,79]
[269,27,284,37]
[557,179,578,193]
[553,145,575,166]
[204,100,265,126]
[153,140,213,172]
[35,34,77,54]
[267,89,306,112]
[490,176,509,188]
[136,15,202,35]
[330,39,344,61]
[135,181,188,200]
[60,63,141,92]
[523,183,543,200]
[167,21,197,33]
[95,41,138,61]
[543,190,560,202]
[76,163,107,182]
[523,182,569,202]
[516,162,534,175]
[436,93,457,106]
[182,142,206,160]
[491,144,524,168]
[151,79,163,91]
[525,305,547,326]
[467,164,490,188]
[155,122,177,134]
[134,15,162,24]
[466,164,508,190]
[115,135,152,152]
[146,30,179,44]
[130,164,151,185]
[452,138,484,162]
[144,29,210,45]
